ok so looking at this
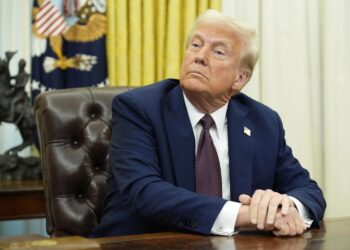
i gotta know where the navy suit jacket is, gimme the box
[91,79,326,237]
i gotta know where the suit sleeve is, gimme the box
[273,112,326,227]
[109,93,227,235]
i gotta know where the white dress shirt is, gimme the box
[183,93,312,236]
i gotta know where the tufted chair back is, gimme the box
[34,87,130,237]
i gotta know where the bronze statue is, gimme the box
[0,52,41,180]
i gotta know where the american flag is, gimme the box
[31,0,108,100]
[35,0,68,36]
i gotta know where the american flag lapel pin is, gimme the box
[244,126,251,136]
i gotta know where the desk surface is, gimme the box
[1,217,349,249]
[96,217,350,250]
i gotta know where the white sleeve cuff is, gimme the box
[210,201,241,236]
[289,196,313,227]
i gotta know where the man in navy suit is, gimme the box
[91,9,326,237]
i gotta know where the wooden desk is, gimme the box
[96,217,350,250]
[0,180,45,220]
[1,217,350,249]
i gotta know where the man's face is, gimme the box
[180,23,247,106]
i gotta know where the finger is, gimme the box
[273,222,289,236]
[280,195,292,215]
[272,229,283,236]
[239,194,251,205]
[266,194,283,225]
[294,211,307,235]
[272,213,285,236]
[257,190,275,229]
[295,221,306,235]
[250,190,263,225]
[272,229,288,237]
[287,218,297,236]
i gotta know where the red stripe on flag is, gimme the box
[35,0,68,36]
[36,9,59,32]
[47,18,67,36]
[36,5,55,23]
[40,14,63,35]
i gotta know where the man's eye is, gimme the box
[191,42,200,48]
[214,50,225,56]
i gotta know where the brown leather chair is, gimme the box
[34,87,130,237]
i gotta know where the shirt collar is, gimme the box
[183,92,228,139]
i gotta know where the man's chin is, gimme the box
[180,77,207,89]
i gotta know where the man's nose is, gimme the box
[194,47,208,66]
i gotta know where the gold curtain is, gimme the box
[107,0,221,87]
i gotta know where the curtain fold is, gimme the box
[108,0,128,85]
[259,0,323,184]
[142,0,156,84]
[164,0,182,79]
[129,0,142,86]
[107,0,221,86]
[323,0,350,218]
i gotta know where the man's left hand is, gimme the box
[239,189,294,229]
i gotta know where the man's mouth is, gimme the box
[188,71,208,80]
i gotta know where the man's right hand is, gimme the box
[271,206,307,236]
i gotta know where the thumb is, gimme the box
[239,194,252,205]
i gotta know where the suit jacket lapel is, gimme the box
[163,84,196,191]
[227,96,255,201]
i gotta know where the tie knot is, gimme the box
[200,114,215,130]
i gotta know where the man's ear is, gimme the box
[232,71,250,92]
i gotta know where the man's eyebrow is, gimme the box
[189,31,233,51]
[190,33,204,41]
[213,41,229,48]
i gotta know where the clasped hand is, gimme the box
[239,189,307,236]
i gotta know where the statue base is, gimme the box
[0,154,41,180]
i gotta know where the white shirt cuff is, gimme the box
[210,201,241,236]
[289,196,313,227]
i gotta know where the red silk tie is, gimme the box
[195,114,222,197]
